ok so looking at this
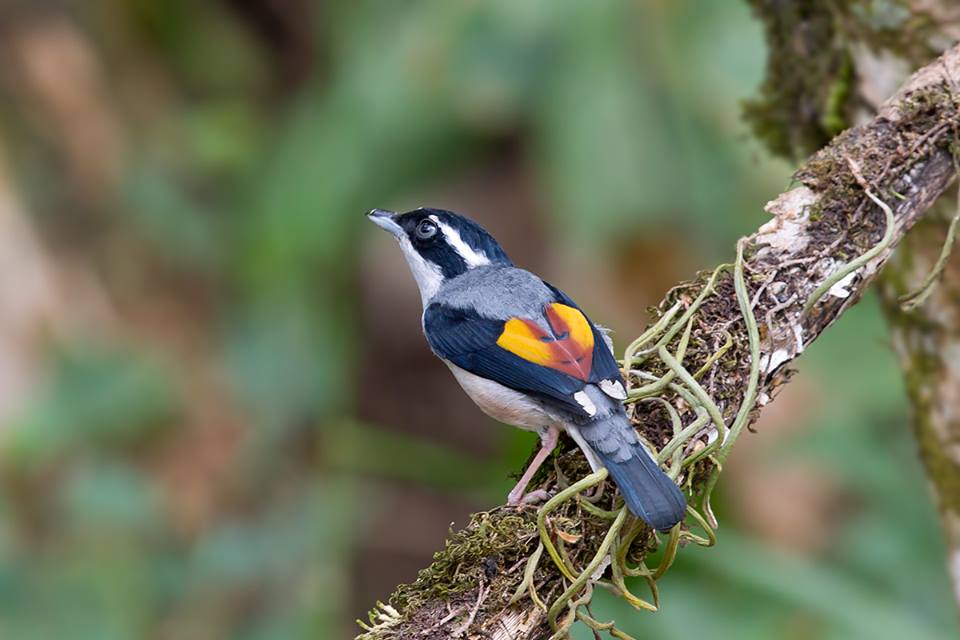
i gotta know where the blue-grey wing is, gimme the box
[423,302,590,416]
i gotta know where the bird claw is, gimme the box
[508,489,553,507]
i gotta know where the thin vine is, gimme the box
[803,158,898,312]
[506,246,762,639]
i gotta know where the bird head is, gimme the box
[367,208,512,303]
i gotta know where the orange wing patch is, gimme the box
[496,303,595,380]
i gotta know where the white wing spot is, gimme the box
[596,324,615,355]
[759,348,790,375]
[574,391,597,416]
[599,379,626,400]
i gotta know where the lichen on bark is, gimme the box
[743,0,944,161]
[746,0,960,612]
[743,0,856,159]
[881,204,960,603]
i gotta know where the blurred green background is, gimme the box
[0,1,954,639]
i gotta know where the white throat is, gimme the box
[396,233,443,306]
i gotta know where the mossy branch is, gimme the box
[357,44,960,640]
[745,0,960,610]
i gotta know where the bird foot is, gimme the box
[507,489,553,507]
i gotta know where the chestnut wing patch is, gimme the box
[496,303,594,381]
[423,302,589,415]
[541,282,626,393]
[424,291,625,418]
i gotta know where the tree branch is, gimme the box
[881,197,960,609]
[746,0,960,617]
[357,44,960,640]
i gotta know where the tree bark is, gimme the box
[858,6,960,612]
[882,207,960,608]
[745,0,960,611]
[863,58,960,621]
[357,43,960,640]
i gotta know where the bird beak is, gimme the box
[367,209,403,237]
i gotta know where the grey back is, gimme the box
[433,266,555,321]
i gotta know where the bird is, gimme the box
[367,207,686,531]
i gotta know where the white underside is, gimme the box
[445,361,607,472]
[446,362,551,431]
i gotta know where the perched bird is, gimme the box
[367,207,686,530]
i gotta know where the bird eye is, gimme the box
[416,220,438,240]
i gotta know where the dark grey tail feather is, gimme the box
[595,445,686,531]
[574,392,686,530]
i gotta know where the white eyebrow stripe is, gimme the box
[437,220,491,268]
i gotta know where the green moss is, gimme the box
[906,363,960,515]
[744,0,944,161]
[888,297,960,514]
[846,0,940,64]
[881,220,960,516]
[384,447,621,624]
[789,81,958,271]
[821,55,854,136]
[389,508,539,612]
[743,0,856,160]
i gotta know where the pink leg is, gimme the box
[507,427,559,506]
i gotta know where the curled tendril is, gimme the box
[510,245,759,639]
[803,173,896,312]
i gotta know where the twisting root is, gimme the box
[508,238,761,639]
[509,542,547,609]
[537,469,609,582]
[698,238,762,526]
[547,508,628,630]
[803,158,897,312]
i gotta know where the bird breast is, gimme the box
[445,362,553,431]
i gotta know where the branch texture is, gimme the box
[745,0,960,612]
[358,44,960,640]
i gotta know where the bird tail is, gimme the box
[579,416,686,531]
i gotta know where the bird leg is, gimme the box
[507,426,559,506]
